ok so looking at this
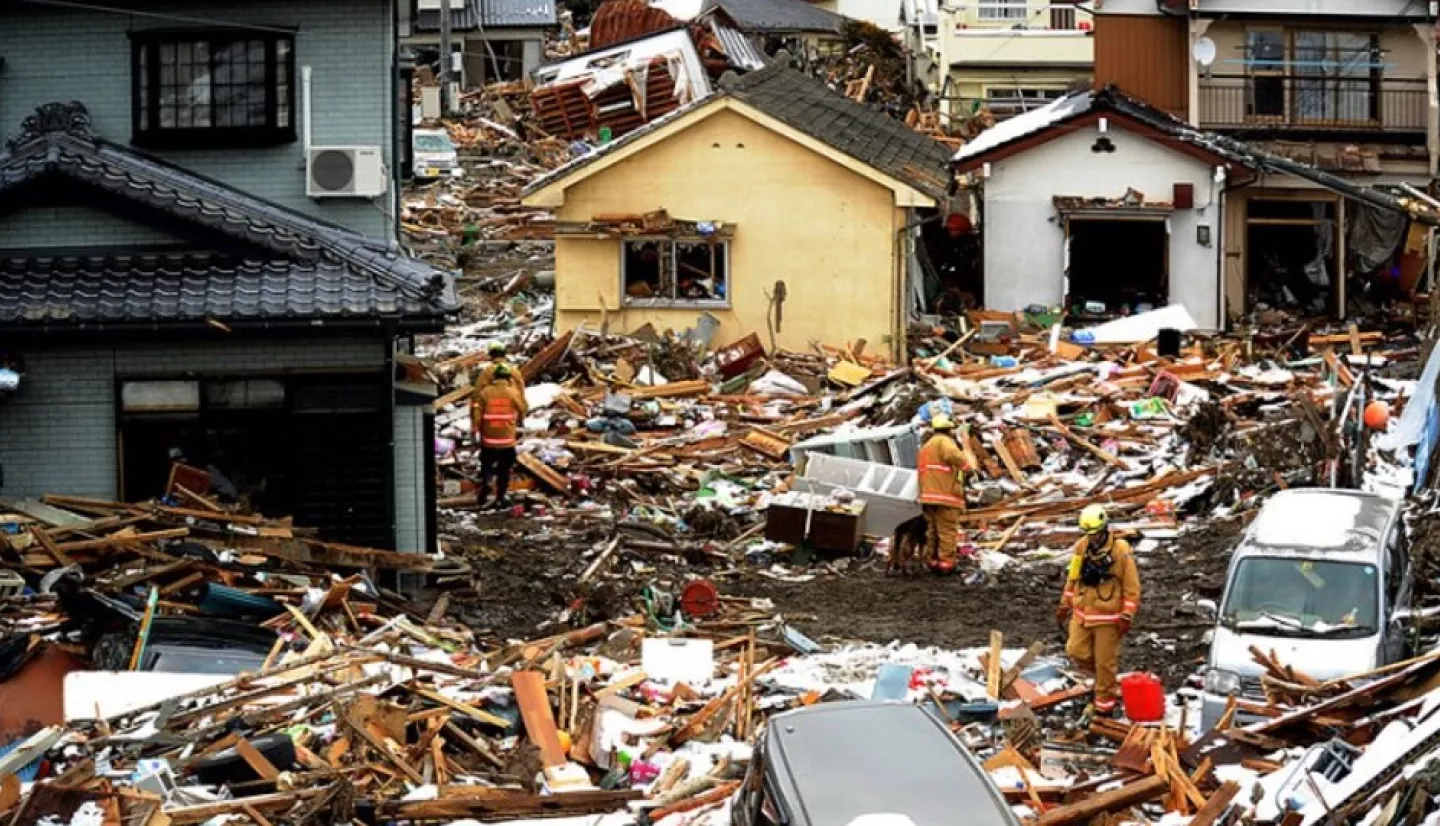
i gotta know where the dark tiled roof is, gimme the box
[701,0,844,34]
[415,0,557,31]
[720,60,952,199]
[0,254,434,325]
[0,102,455,330]
[524,60,952,201]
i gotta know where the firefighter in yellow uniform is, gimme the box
[475,341,527,394]
[916,415,967,574]
[1056,505,1141,716]
[471,364,529,510]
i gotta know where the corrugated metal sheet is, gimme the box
[590,0,683,48]
[414,0,557,31]
[1093,14,1187,117]
[709,19,766,70]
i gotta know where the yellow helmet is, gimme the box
[930,414,956,431]
[1079,504,1108,534]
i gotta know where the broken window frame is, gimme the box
[130,29,297,149]
[620,237,731,309]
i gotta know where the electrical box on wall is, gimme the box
[1173,183,1195,210]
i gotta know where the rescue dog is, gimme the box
[887,514,930,576]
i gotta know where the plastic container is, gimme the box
[1120,672,1165,722]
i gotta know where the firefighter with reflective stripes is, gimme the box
[916,415,967,574]
[1057,505,1141,716]
[476,341,527,394]
[472,363,528,510]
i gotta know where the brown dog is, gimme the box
[887,514,929,576]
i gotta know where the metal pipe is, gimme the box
[301,65,313,157]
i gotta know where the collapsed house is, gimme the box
[521,55,953,359]
[529,4,765,141]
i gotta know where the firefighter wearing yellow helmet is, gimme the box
[916,413,969,573]
[1057,504,1141,716]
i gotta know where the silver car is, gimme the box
[1200,488,1413,733]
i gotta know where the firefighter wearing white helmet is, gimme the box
[1057,504,1141,716]
[915,413,969,573]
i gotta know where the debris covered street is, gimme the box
[11,0,1440,825]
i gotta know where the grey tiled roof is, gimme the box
[0,102,455,330]
[415,0,557,31]
[720,60,952,199]
[701,0,844,34]
[524,60,952,201]
[0,254,431,325]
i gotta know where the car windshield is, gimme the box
[1222,556,1379,637]
[415,134,453,152]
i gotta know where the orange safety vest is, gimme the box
[475,382,524,448]
[917,433,966,509]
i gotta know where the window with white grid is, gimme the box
[978,0,1028,21]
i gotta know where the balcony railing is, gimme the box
[1197,75,1428,134]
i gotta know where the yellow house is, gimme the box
[521,59,953,361]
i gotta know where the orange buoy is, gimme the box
[1364,400,1391,431]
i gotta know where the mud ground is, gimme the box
[441,509,1245,690]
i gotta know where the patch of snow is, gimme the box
[953,91,1092,162]
[1250,493,1362,548]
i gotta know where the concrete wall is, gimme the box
[981,124,1223,327]
[0,336,386,501]
[550,107,904,357]
[0,0,397,241]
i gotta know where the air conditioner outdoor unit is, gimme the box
[307,147,387,198]
[416,0,462,9]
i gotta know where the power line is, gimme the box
[19,0,297,34]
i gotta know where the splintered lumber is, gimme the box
[521,330,573,382]
[165,789,326,825]
[1000,641,1045,692]
[1035,773,1168,826]
[992,437,1028,485]
[377,789,642,822]
[986,631,1004,699]
[517,452,569,493]
[740,427,791,460]
[1002,429,1042,469]
[649,781,742,821]
[627,379,711,399]
[233,739,281,782]
[512,670,568,768]
[228,536,432,572]
[1188,782,1241,826]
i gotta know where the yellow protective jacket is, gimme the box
[476,360,527,393]
[1059,533,1141,627]
[473,379,528,448]
[917,433,966,509]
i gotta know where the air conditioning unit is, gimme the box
[417,0,462,9]
[307,147,387,198]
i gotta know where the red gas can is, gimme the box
[1119,672,1165,723]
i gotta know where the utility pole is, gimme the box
[439,0,453,114]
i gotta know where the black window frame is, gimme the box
[130,29,298,150]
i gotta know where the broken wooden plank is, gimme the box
[1188,781,1241,826]
[1035,773,1168,826]
[986,630,1003,700]
[377,789,642,822]
[233,739,281,782]
[517,452,569,494]
[521,330,574,383]
[511,670,568,768]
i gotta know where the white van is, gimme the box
[1200,489,1413,732]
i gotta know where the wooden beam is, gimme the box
[512,670,568,768]
[1035,774,1168,826]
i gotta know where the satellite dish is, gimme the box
[1193,36,1217,67]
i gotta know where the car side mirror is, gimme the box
[1197,599,1218,620]
[1391,608,1415,624]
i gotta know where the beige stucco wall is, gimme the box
[549,107,905,357]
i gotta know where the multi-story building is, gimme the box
[0,0,455,553]
[1094,0,1438,318]
[919,0,1093,121]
